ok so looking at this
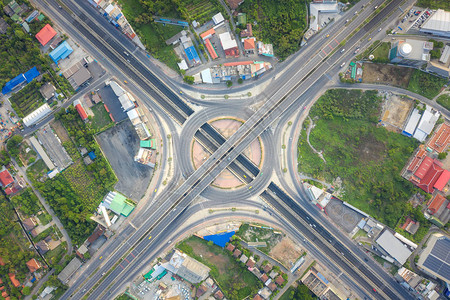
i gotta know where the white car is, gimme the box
[341,48,345,53]
[340,62,346,68]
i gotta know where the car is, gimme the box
[168,240,172,244]
[326,34,330,38]
[124,80,128,84]
[354,47,360,54]
[340,62,346,68]
[364,258,369,262]
[378,27,382,31]
[354,11,358,15]
[345,19,349,23]
[124,51,129,56]
[368,37,372,41]
[374,5,378,9]
[372,288,377,293]
[99,256,103,260]
[340,48,345,53]
[101,272,106,276]
[154,188,157,192]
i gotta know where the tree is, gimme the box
[22,286,31,296]
[438,152,447,160]
[237,78,243,84]
[226,80,233,87]
[183,76,194,84]
[430,49,441,59]
[7,135,23,157]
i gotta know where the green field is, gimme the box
[298,89,418,227]
[371,42,390,63]
[177,236,262,299]
[10,81,45,117]
[179,0,224,24]
[91,103,113,132]
[407,69,447,99]
[436,94,450,110]
[416,0,450,10]
[26,159,50,182]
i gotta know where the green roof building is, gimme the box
[103,191,135,217]
[140,139,156,149]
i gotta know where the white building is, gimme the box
[200,68,213,84]
[413,107,440,142]
[376,230,413,265]
[118,92,135,112]
[219,32,238,51]
[402,108,421,137]
[420,9,450,38]
[127,108,141,125]
[108,80,126,97]
[22,103,52,127]
[389,39,433,67]
[212,12,224,25]
[309,1,339,31]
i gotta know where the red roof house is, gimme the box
[240,24,253,38]
[75,104,88,121]
[205,39,218,60]
[244,38,255,52]
[200,28,215,40]
[26,258,41,273]
[35,24,57,46]
[427,123,450,153]
[8,273,20,288]
[0,169,14,187]
[0,256,5,266]
[428,194,446,214]
[410,158,450,193]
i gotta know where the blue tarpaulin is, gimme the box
[88,151,96,160]
[203,231,235,248]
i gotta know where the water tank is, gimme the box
[399,43,412,57]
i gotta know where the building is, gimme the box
[50,36,63,49]
[420,9,450,38]
[400,217,420,235]
[35,24,56,46]
[205,38,219,59]
[376,230,413,265]
[58,258,82,283]
[2,66,40,94]
[309,1,339,31]
[219,32,239,58]
[413,107,440,142]
[0,168,14,188]
[8,273,20,288]
[68,67,92,90]
[396,267,423,290]
[426,194,450,226]
[301,267,337,298]
[403,109,422,137]
[389,39,433,67]
[257,41,274,57]
[39,82,56,100]
[212,12,224,25]
[243,38,256,54]
[49,41,73,64]
[0,17,9,34]
[23,103,52,127]
[427,61,450,78]
[140,139,156,149]
[73,100,88,121]
[26,258,41,273]
[233,249,242,257]
[134,148,156,167]
[200,28,215,40]
[22,217,37,231]
[417,233,450,283]
[162,250,210,283]
[240,23,253,38]
[101,191,135,217]
[409,156,450,193]
[118,92,135,112]
[29,136,56,170]
[427,123,450,153]
[184,45,201,65]
[109,80,126,97]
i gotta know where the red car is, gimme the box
[372,288,377,293]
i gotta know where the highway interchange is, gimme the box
[28,0,426,298]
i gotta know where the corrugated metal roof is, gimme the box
[376,230,412,265]
[421,9,450,33]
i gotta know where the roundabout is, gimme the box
[177,106,274,201]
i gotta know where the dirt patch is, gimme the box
[51,120,71,143]
[381,94,413,130]
[269,237,303,268]
[356,134,386,163]
[185,239,230,274]
[362,63,413,88]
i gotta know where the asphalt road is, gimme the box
[31,0,419,298]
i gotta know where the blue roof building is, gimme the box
[88,151,96,160]
[2,66,40,94]
[184,46,200,64]
[24,67,40,83]
[49,41,73,64]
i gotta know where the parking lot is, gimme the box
[96,120,152,201]
[36,124,73,171]
[98,84,127,123]
[324,198,364,233]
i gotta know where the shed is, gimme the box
[39,82,56,100]
[23,104,52,128]
[57,258,82,283]
[102,191,135,217]
[212,12,224,25]
[376,230,412,265]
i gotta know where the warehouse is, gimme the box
[420,9,450,38]
[376,230,413,265]
[417,233,450,283]
[22,103,52,127]
[49,41,73,64]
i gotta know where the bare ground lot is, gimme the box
[269,237,303,268]
[381,94,413,130]
[96,120,152,201]
[51,120,71,143]
[362,63,413,88]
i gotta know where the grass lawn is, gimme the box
[436,94,450,110]
[177,236,262,299]
[298,89,418,227]
[45,243,66,265]
[416,0,450,10]
[279,286,295,300]
[352,229,367,239]
[26,159,50,182]
[407,69,447,99]
[37,212,52,226]
[91,103,113,132]
[371,42,390,63]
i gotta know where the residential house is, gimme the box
[8,273,20,287]
[243,38,256,54]
[0,168,14,187]
[401,217,420,235]
[22,217,37,231]
[39,82,56,101]
[246,257,255,268]
[240,23,253,38]
[196,284,207,297]
[268,282,277,292]
[226,243,235,252]
[262,264,272,273]
[232,249,242,257]
[426,194,450,226]
[275,275,285,286]
[214,290,224,299]
[26,258,41,273]
[240,254,249,264]
[260,273,269,283]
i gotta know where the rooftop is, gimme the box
[35,24,56,46]
[376,230,413,265]
[0,169,14,187]
[417,233,450,283]
[421,9,450,33]
[428,194,447,214]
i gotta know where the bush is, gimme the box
[226,80,233,87]
[238,78,243,84]
[438,152,447,160]
[183,76,195,85]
